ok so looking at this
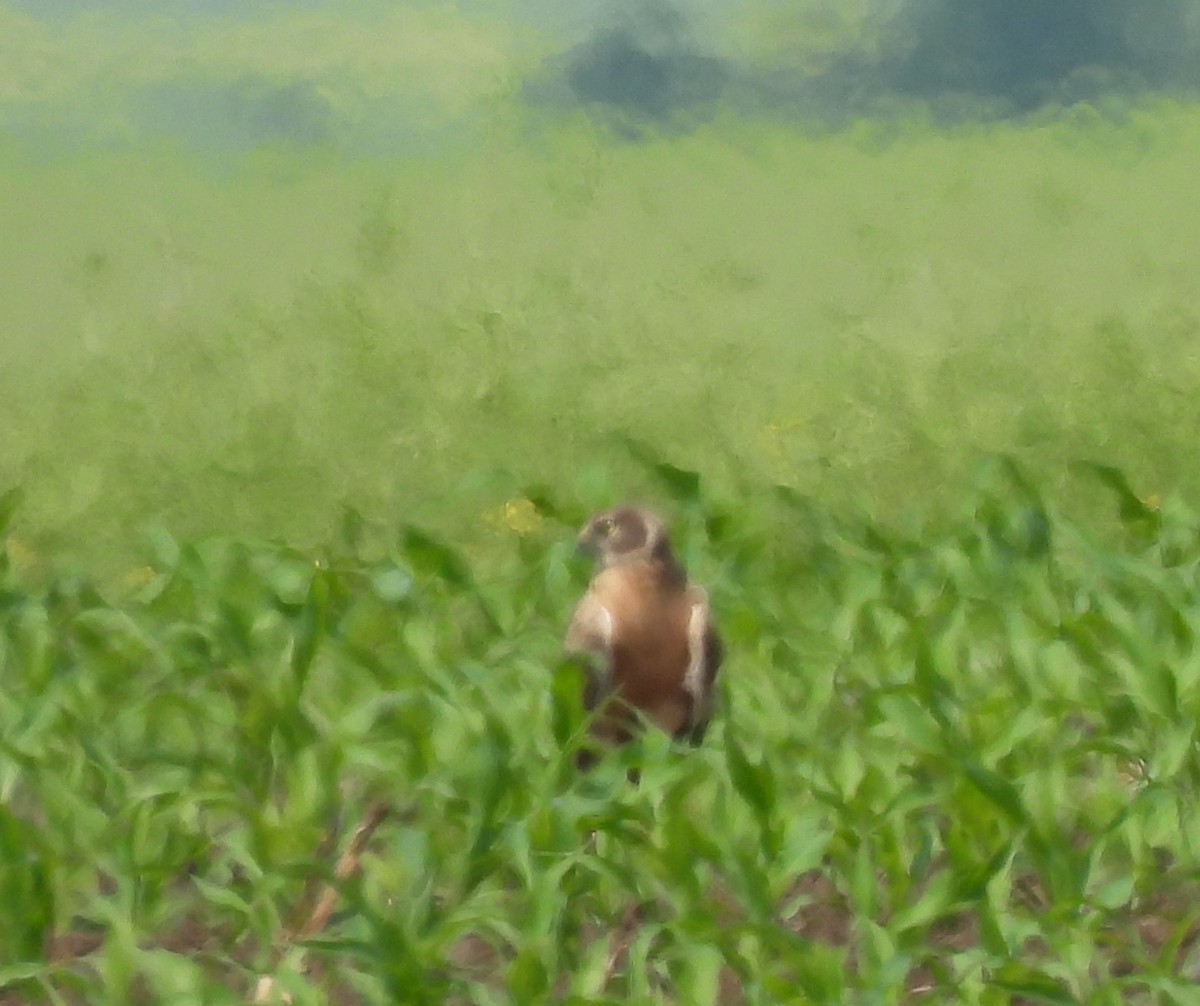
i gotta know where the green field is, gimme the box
[4,104,1200,570]
[2,460,1200,1003]
[4,19,1200,999]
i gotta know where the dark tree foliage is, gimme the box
[558,1,726,121]
[547,0,1200,123]
[886,0,1200,109]
[566,28,726,119]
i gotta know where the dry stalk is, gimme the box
[599,901,644,991]
[250,799,391,1004]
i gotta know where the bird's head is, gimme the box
[576,505,673,569]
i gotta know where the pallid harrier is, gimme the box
[565,505,723,768]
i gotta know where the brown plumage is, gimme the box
[565,505,723,767]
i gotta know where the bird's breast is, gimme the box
[590,565,693,704]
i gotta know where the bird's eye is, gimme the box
[597,518,615,535]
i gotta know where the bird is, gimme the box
[564,504,723,769]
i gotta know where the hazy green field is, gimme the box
[4,25,1200,999]
[4,105,1200,571]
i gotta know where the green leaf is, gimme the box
[890,867,958,932]
[725,724,778,856]
[339,503,366,551]
[142,524,181,571]
[551,655,588,750]
[1088,872,1135,911]
[507,943,551,999]
[0,962,45,986]
[400,526,471,588]
[1071,460,1160,530]
[462,712,513,896]
[876,693,945,754]
[291,565,328,689]
[776,807,831,882]
[620,436,702,503]
[988,962,1076,1004]
[0,808,53,965]
[961,761,1030,827]
[192,875,252,915]
[268,559,313,609]
[371,564,414,603]
[849,839,877,918]
[674,944,723,1006]
[520,483,583,527]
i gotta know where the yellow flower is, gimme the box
[484,497,542,536]
[120,566,157,590]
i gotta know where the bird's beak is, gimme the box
[578,528,604,559]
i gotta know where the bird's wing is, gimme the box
[564,591,615,710]
[683,586,723,745]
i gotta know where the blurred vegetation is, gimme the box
[3,103,1200,571]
